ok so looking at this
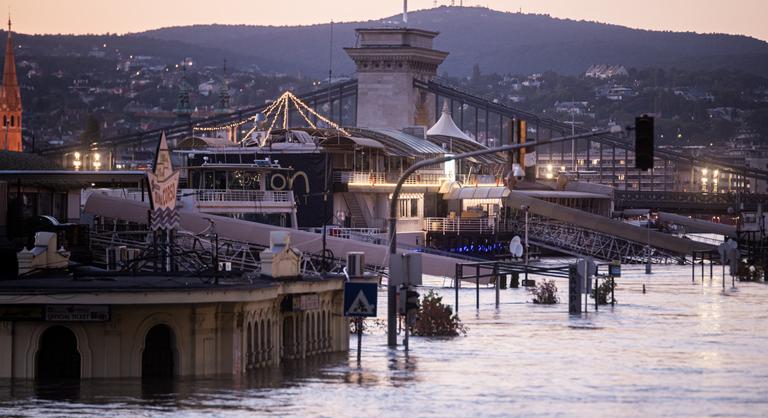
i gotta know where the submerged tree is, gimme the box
[410,290,467,337]
[530,279,559,304]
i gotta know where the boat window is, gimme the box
[203,171,215,189]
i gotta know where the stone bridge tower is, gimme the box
[345,28,448,130]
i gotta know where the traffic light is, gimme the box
[635,115,654,171]
[398,285,420,315]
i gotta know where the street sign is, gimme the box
[344,282,378,317]
[609,260,621,277]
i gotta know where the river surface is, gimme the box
[1,264,767,417]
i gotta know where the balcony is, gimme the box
[185,189,295,215]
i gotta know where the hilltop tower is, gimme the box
[345,28,448,130]
[0,17,22,151]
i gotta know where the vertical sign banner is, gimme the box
[147,131,180,231]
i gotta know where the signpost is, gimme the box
[344,280,377,363]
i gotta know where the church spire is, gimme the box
[0,12,22,152]
[3,13,19,107]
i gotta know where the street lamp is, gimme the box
[386,126,625,347]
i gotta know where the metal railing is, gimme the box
[194,189,293,203]
[333,171,448,186]
[303,227,386,244]
[423,217,515,234]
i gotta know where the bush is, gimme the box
[592,278,617,304]
[530,279,559,304]
[410,290,467,337]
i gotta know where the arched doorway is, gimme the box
[142,324,176,378]
[36,326,80,379]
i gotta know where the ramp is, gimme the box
[657,212,737,238]
[506,190,715,261]
[84,193,466,277]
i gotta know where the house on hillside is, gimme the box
[585,64,628,79]
[674,87,715,102]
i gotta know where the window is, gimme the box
[10,115,13,127]
[397,198,421,219]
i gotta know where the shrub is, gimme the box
[592,278,617,304]
[530,279,559,304]
[410,290,467,337]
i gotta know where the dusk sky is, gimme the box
[6,0,768,42]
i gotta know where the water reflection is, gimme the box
[0,266,766,417]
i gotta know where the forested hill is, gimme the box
[137,6,768,77]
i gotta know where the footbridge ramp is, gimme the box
[506,191,715,262]
[657,212,737,239]
[84,193,465,277]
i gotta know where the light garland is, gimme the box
[193,116,255,132]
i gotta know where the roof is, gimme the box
[426,135,506,165]
[427,103,473,141]
[0,170,146,188]
[444,186,510,200]
[348,128,446,156]
[0,151,61,170]
[176,136,235,150]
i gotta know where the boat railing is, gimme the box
[194,189,293,203]
[333,170,448,186]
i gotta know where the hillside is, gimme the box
[137,6,768,77]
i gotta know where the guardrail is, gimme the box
[194,189,293,203]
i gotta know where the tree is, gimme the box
[80,114,101,147]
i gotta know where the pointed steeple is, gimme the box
[3,15,20,111]
[0,13,22,151]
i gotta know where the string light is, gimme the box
[193,116,254,132]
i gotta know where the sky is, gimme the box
[5,0,768,42]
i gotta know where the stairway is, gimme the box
[343,193,368,228]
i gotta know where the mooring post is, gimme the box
[455,263,461,313]
[594,275,598,311]
[476,264,480,310]
[494,262,500,308]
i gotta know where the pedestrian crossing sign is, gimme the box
[344,282,377,317]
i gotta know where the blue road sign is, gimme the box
[344,282,378,317]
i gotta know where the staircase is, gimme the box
[343,193,368,228]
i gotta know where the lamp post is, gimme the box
[386,126,624,347]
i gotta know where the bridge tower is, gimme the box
[344,28,448,130]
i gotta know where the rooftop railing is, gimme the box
[333,170,449,186]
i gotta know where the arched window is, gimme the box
[10,115,13,127]
[36,325,80,379]
[142,324,176,378]
[2,115,6,126]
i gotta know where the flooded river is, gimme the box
[1,264,767,417]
